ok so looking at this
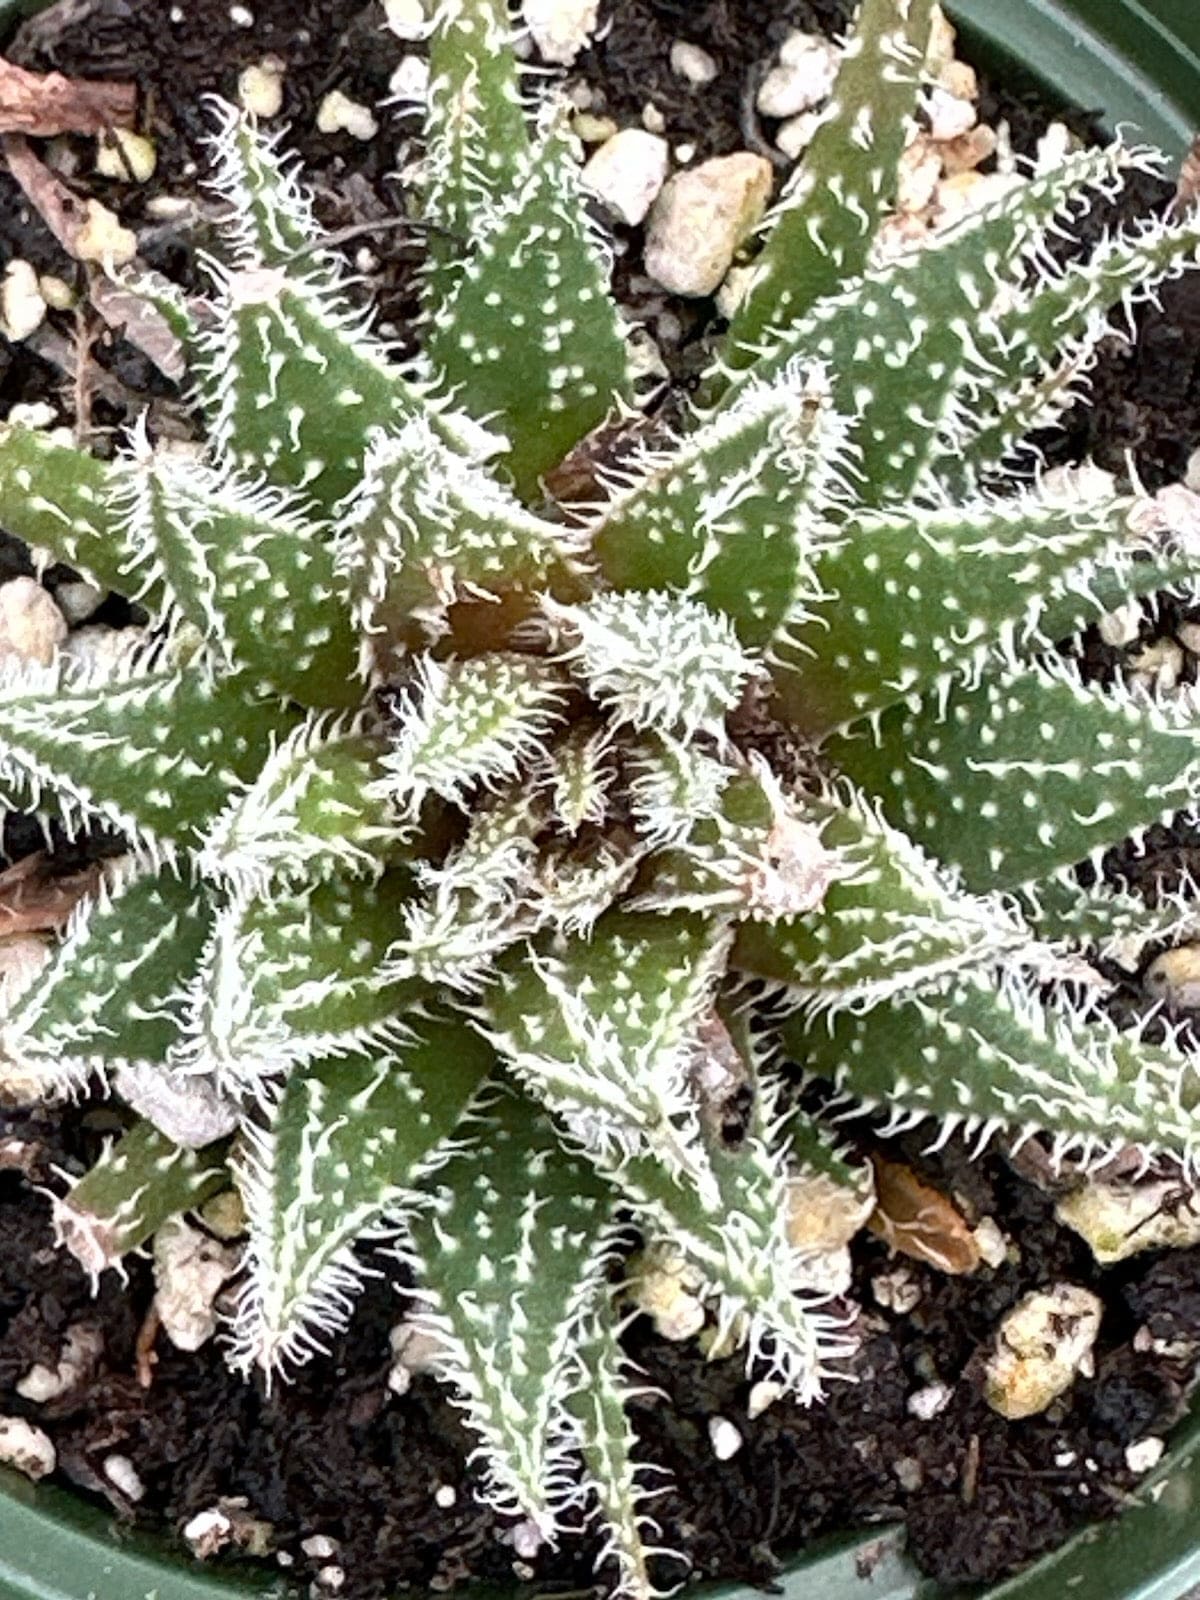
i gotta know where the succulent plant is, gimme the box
[2,0,1200,1587]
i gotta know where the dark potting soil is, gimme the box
[3,0,1200,1596]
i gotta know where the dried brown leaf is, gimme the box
[0,56,134,136]
[868,1154,981,1274]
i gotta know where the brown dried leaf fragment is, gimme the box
[868,1154,981,1274]
[0,852,101,936]
[0,57,134,136]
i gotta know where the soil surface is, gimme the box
[2,1,1200,1598]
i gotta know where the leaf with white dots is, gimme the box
[54,1119,229,1280]
[783,970,1200,1170]
[731,783,1031,1008]
[178,870,427,1096]
[771,490,1151,736]
[826,657,1200,893]
[0,423,135,597]
[717,144,1140,506]
[422,0,531,305]
[566,1315,673,1600]
[547,590,758,741]
[334,417,588,659]
[198,713,411,891]
[404,1082,618,1531]
[721,0,934,376]
[0,655,293,863]
[484,910,732,1202]
[381,654,570,817]
[1020,874,1200,974]
[117,444,360,709]
[230,1016,494,1375]
[593,368,847,652]
[1,863,215,1099]
[943,198,1200,483]
[635,761,839,923]
[424,114,633,501]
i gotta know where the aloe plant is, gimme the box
[1,0,1200,1589]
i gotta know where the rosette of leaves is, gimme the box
[2,0,1200,1587]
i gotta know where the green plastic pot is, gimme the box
[0,0,1198,1595]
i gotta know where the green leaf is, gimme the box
[406,1083,617,1529]
[199,714,411,890]
[0,655,295,861]
[179,870,426,1094]
[945,201,1200,484]
[0,423,135,597]
[422,0,530,305]
[381,654,570,816]
[53,1119,228,1279]
[231,1016,493,1373]
[1020,873,1200,973]
[334,417,588,657]
[424,115,633,501]
[1,864,214,1094]
[120,445,360,710]
[826,657,1200,893]
[715,145,1138,507]
[548,590,757,740]
[721,0,934,374]
[782,970,1200,1167]
[731,782,1030,1004]
[486,910,732,1203]
[770,490,1156,735]
[567,1315,671,1600]
[593,368,848,651]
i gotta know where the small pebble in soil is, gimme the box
[0,577,67,666]
[383,0,427,38]
[54,580,104,627]
[152,1216,241,1352]
[103,1453,146,1501]
[644,152,773,297]
[16,1323,102,1403]
[669,41,718,87]
[0,261,47,343]
[239,58,286,118]
[316,90,379,141]
[984,1284,1103,1419]
[387,1320,444,1395]
[509,1519,546,1560]
[433,1484,456,1508]
[747,1379,784,1419]
[906,1383,953,1421]
[522,0,600,65]
[1098,601,1144,648]
[229,4,254,26]
[95,128,157,183]
[581,128,670,225]
[872,1264,922,1314]
[1058,1174,1200,1263]
[1125,1437,1166,1474]
[1145,945,1200,1010]
[1127,637,1184,693]
[184,1507,234,1558]
[708,1416,743,1460]
[389,55,431,102]
[0,1417,56,1480]
[74,200,138,267]
[302,1534,339,1560]
[756,31,839,119]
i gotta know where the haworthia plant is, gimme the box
[1,0,1200,1589]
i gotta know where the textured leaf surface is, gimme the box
[826,658,1200,892]
[407,1084,616,1528]
[0,658,292,860]
[232,1017,493,1372]
[335,418,586,655]
[425,118,632,500]
[593,369,843,651]
[731,785,1029,1004]
[723,0,933,368]
[784,971,1200,1167]
[120,452,360,709]
[382,654,570,814]
[199,716,408,889]
[0,424,134,596]
[55,1120,228,1278]
[2,865,214,1091]
[772,492,1149,735]
[180,871,426,1093]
